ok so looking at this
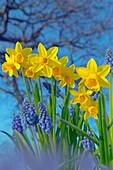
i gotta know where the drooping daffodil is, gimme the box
[70,86,93,105]
[80,98,98,120]
[2,54,20,77]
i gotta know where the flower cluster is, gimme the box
[81,131,94,151]
[2,42,110,121]
[20,98,38,129]
[38,102,53,134]
[104,49,113,72]
[12,114,23,141]
[70,58,110,120]
[2,42,79,88]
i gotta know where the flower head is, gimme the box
[76,58,110,91]
[2,54,20,77]
[80,98,98,120]
[6,42,32,68]
[104,49,113,72]
[70,86,92,105]
[57,64,79,88]
[81,131,94,151]
[12,114,23,141]
[38,102,53,134]
[20,98,38,129]
[28,43,61,78]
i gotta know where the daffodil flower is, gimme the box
[58,64,79,88]
[25,66,44,80]
[70,86,92,105]
[6,42,32,68]
[2,54,20,77]
[80,98,98,120]
[53,56,68,79]
[76,58,110,91]
[28,43,61,78]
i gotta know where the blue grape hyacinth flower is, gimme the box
[12,114,23,141]
[91,91,100,101]
[20,98,38,129]
[81,131,94,151]
[38,102,53,134]
[43,82,61,97]
[104,49,113,73]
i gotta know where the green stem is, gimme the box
[98,94,105,164]
[51,77,56,149]
[22,71,31,103]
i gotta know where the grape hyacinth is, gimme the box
[12,114,23,141]
[104,49,113,73]
[81,131,94,151]
[38,102,53,134]
[20,98,38,129]
[43,82,61,97]
[91,91,100,101]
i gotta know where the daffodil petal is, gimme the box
[22,48,32,56]
[97,64,110,77]
[13,70,18,77]
[47,47,58,58]
[78,86,85,93]
[76,67,89,79]
[98,77,110,88]
[70,90,79,96]
[87,58,97,72]
[70,97,78,104]
[38,43,47,56]
[59,80,66,88]
[14,62,20,70]
[6,48,16,55]
[68,64,75,72]
[84,111,90,120]
[48,59,61,67]
[15,42,22,53]
[34,64,44,73]
[9,69,13,76]
[68,81,75,88]
[86,90,93,95]
[5,54,10,62]
[43,65,52,78]
[59,56,68,66]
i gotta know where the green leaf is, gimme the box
[0,130,19,148]
[14,130,37,170]
[59,118,99,146]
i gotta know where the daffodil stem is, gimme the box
[98,94,105,164]
[51,77,56,150]
[22,71,31,104]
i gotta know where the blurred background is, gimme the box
[0,0,113,169]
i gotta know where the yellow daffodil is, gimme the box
[53,56,68,79]
[80,98,98,120]
[76,58,110,91]
[70,86,92,105]
[28,43,61,78]
[58,64,79,88]
[2,54,20,77]
[25,66,44,80]
[6,42,32,68]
